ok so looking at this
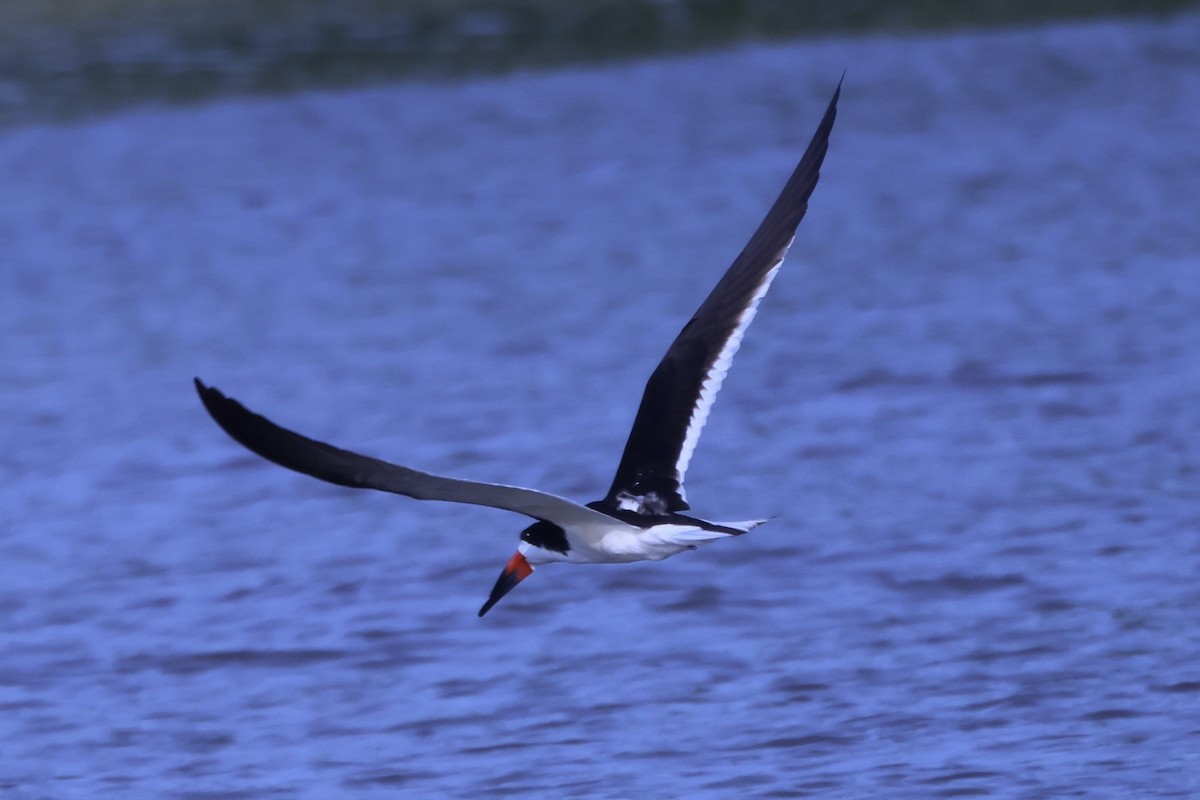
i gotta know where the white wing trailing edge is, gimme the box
[599,79,841,517]
[195,78,843,616]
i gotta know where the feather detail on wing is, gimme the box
[194,379,613,528]
[602,78,841,516]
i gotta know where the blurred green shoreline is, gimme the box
[1,0,1196,126]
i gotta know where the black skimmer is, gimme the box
[195,79,840,616]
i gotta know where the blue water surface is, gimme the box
[2,13,1199,799]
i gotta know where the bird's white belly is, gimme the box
[568,523,722,564]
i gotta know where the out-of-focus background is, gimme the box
[2,2,1200,798]
[0,0,1196,124]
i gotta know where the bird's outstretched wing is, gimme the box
[195,379,613,528]
[602,78,841,516]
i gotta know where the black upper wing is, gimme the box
[195,379,613,527]
[601,79,841,515]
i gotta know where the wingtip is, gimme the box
[828,74,843,110]
[194,377,224,411]
[194,378,240,427]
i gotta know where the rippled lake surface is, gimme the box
[2,13,1199,798]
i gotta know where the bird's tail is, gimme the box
[702,517,772,536]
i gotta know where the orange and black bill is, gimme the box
[478,552,533,617]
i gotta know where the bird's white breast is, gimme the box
[566,521,728,564]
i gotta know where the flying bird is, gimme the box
[195,79,840,616]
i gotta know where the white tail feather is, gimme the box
[710,518,771,534]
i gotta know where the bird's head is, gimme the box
[478,520,570,617]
